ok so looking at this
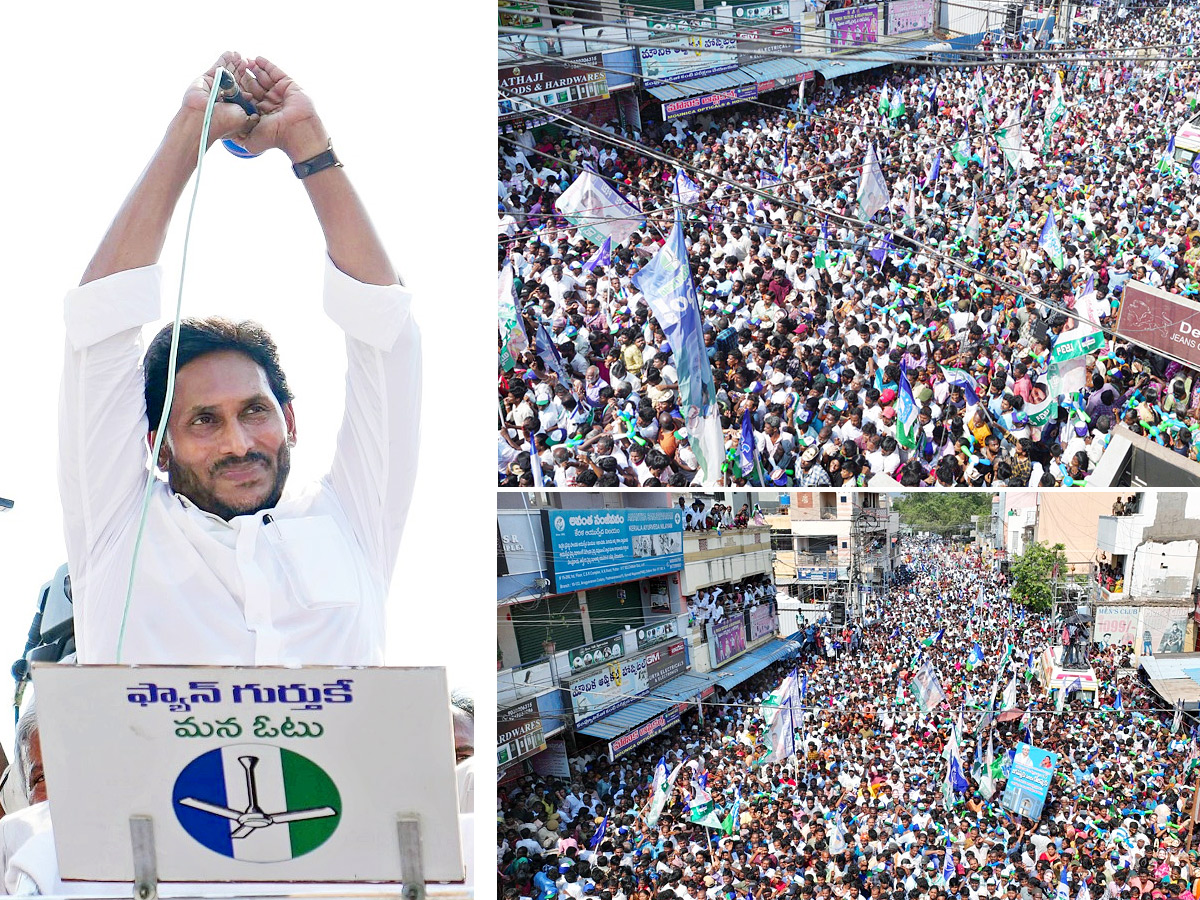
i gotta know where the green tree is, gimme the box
[893,493,992,535]
[1011,541,1068,613]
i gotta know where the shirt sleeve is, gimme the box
[59,266,162,571]
[321,256,421,589]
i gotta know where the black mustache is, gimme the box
[211,452,272,476]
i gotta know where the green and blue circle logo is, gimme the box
[172,744,341,862]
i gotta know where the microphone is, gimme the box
[215,67,261,159]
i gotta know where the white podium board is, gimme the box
[32,666,464,889]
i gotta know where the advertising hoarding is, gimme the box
[646,639,688,689]
[827,6,879,48]
[568,634,626,674]
[640,36,739,87]
[748,604,777,641]
[570,639,688,729]
[544,508,683,593]
[1093,606,1138,647]
[887,0,934,33]
[709,617,748,668]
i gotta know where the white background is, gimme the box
[0,0,496,868]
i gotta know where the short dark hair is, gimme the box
[143,318,294,432]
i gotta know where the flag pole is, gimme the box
[1188,765,1200,851]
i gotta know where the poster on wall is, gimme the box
[1139,607,1192,656]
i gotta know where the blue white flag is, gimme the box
[940,835,955,884]
[583,236,613,274]
[870,232,896,264]
[923,149,941,190]
[1039,210,1065,269]
[536,321,569,383]
[738,408,759,481]
[674,169,702,207]
[1055,866,1070,900]
[589,812,609,849]
[632,211,723,484]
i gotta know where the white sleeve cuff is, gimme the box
[63,266,163,350]
[322,256,413,351]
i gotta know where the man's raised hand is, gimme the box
[185,52,259,148]
[235,56,328,162]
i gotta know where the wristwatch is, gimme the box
[292,140,342,179]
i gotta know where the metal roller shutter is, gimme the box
[586,583,644,642]
[512,594,586,665]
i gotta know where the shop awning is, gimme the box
[575,672,714,741]
[742,57,818,85]
[714,638,801,691]
[644,55,817,103]
[814,39,946,80]
[645,70,757,103]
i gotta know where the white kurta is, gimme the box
[59,258,421,665]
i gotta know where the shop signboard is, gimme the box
[646,639,688,689]
[736,22,797,64]
[1113,281,1200,370]
[827,6,879,48]
[499,698,548,770]
[796,566,837,583]
[708,617,748,668]
[568,634,626,674]
[570,640,686,728]
[498,54,608,121]
[663,84,758,120]
[757,70,813,92]
[544,508,683,593]
[608,708,681,760]
[530,738,571,778]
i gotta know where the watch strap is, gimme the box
[292,141,342,179]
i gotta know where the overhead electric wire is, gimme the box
[501,0,1198,59]
[499,24,1200,67]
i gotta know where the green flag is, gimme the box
[721,789,741,836]
[951,129,971,168]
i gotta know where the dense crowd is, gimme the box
[498,536,1200,900]
[498,0,1200,487]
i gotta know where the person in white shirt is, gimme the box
[61,52,420,666]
